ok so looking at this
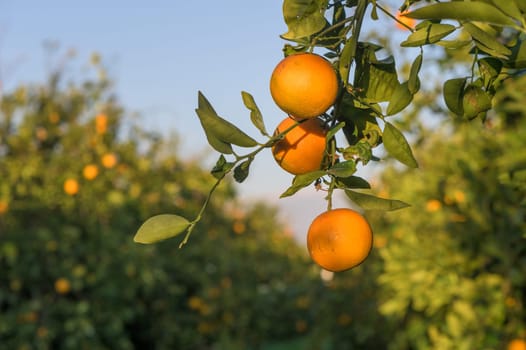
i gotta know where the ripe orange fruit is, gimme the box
[101,153,118,168]
[307,208,373,272]
[0,200,8,215]
[63,179,79,195]
[82,164,99,180]
[54,277,71,294]
[395,11,416,30]
[272,116,327,175]
[508,339,526,350]
[270,53,339,119]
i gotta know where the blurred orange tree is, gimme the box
[0,56,391,349]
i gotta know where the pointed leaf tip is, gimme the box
[134,214,190,244]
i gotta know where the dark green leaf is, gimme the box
[463,23,511,58]
[386,82,413,116]
[335,175,371,189]
[345,190,410,211]
[233,159,251,183]
[443,78,467,116]
[478,57,502,87]
[383,122,418,168]
[281,0,329,40]
[326,122,345,142]
[408,54,423,94]
[196,108,234,154]
[280,170,325,198]
[405,2,516,26]
[401,23,456,47]
[506,39,526,68]
[211,154,235,179]
[241,91,268,137]
[354,46,400,102]
[134,214,190,244]
[327,160,357,177]
[197,91,258,148]
[339,36,357,85]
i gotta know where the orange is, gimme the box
[395,11,416,30]
[307,208,373,272]
[0,200,8,215]
[272,116,327,175]
[54,277,71,294]
[508,339,526,350]
[82,164,99,180]
[101,153,118,168]
[95,113,108,134]
[63,179,79,195]
[426,199,442,212]
[270,53,339,119]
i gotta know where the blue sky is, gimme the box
[0,0,404,239]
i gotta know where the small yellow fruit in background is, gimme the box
[426,199,442,212]
[83,164,99,180]
[508,339,526,350]
[63,179,79,195]
[54,277,71,294]
[0,200,8,215]
[101,153,118,168]
[95,113,108,134]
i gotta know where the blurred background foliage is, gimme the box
[0,50,525,349]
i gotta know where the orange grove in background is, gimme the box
[63,179,79,196]
[270,53,339,119]
[307,208,373,272]
[272,116,327,175]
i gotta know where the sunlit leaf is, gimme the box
[280,170,325,198]
[241,91,268,137]
[400,23,456,47]
[463,23,511,58]
[134,214,190,244]
[327,160,357,177]
[405,2,516,26]
[490,0,522,21]
[281,0,329,40]
[408,54,423,94]
[383,122,418,168]
[197,92,258,148]
[386,82,413,116]
[344,190,410,211]
[462,85,492,119]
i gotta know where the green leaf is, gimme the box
[354,45,400,102]
[335,175,370,189]
[405,2,516,26]
[280,170,325,198]
[490,0,522,21]
[241,91,268,137]
[196,108,234,154]
[134,214,190,244]
[326,122,345,143]
[408,54,423,94]
[197,92,258,148]
[462,85,492,119]
[506,39,526,69]
[443,78,467,116]
[344,190,410,211]
[478,57,502,87]
[281,0,329,40]
[327,160,357,177]
[211,154,235,179]
[233,159,252,183]
[339,36,357,86]
[401,23,456,47]
[463,23,511,58]
[386,82,413,116]
[382,121,418,168]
